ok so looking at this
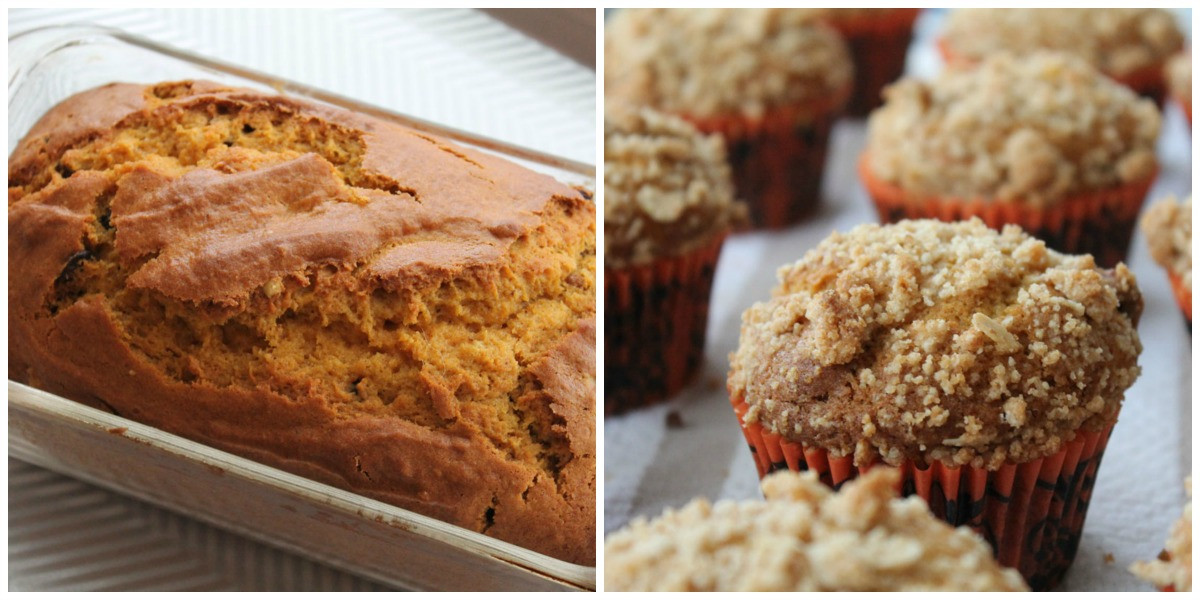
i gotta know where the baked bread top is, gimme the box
[8,80,596,564]
[1141,195,1192,291]
[729,219,1142,470]
[866,52,1160,207]
[604,107,742,268]
[941,9,1183,78]
[605,468,1028,591]
[605,8,853,120]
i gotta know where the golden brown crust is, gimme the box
[728,219,1142,469]
[866,52,1160,207]
[605,8,853,120]
[8,81,596,564]
[1168,54,1192,105]
[605,469,1028,591]
[603,107,743,267]
[1141,195,1192,291]
[942,9,1184,77]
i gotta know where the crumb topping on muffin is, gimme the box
[605,469,1029,591]
[1141,195,1192,290]
[942,9,1184,77]
[604,108,743,267]
[728,219,1142,469]
[605,8,854,120]
[1168,54,1192,104]
[867,52,1160,207]
[1131,478,1191,591]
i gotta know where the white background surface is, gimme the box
[7,7,595,591]
[603,8,1193,592]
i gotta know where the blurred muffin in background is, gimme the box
[799,8,921,117]
[939,8,1183,106]
[1141,195,1192,327]
[862,51,1161,267]
[605,107,745,414]
[606,8,852,229]
[1167,53,1192,126]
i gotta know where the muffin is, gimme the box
[605,107,744,414]
[1141,195,1192,327]
[605,468,1029,591]
[727,219,1143,590]
[1167,53,1192,126]
[862,51,1161,268]
[799,8,922,117]
[606,8,853,229]
[1131,478,1192,592]
[940,9,1185,106]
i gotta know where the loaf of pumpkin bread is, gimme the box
[8,81,597,565]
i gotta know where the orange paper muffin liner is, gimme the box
[859,155,1156,268]
[605,234,726,415]
[683,87,850,230]
[829,8,921,117]
[937,38,1169,107]
[731,393,1115,590]
[1167,271,1191,328]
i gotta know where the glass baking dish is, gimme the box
[8,24,595,591]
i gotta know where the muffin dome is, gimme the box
[941,8,1183,79]
[866,52,1160,208]
[604,107,741,268]
[728,219,1143,469]
[605,468,1028,591]
[605,8,853,120]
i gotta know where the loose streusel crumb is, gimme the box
[942,9,1183,77]
[1131,478,1191,591]
[604,108,743,268]
[1141,196,1192,291]
[1168,54,1192,105]
[605,8,853,120]
[867,52,1160,207]
[605,469,1028,591]
[728,219,1142,469]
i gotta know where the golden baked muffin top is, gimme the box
[604,107,743,268]
[729,219,1142,470]
[605,8,853,120]
[942,8,1184,77]
[866,52,1160,207]
[8,80,596,564]
[605,469,1028,591]
[1168,54,1192,104]
[1141,195,1192,290]
[1131,478,1192,592]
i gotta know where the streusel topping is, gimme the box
[1131,478,1192,592]
[605,469,1028,591]
[605,8,853,120]
[867,52,1160,207]
[728,219,1142,469]
[1141,195,1192,290]
[604,108,743,267]
[942,9,1184,77]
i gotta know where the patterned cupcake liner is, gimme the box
[730,393,1115,591]
[829,8,921,117]
[604,234,726,415]
[937,38,1169,107]
[683,87,850,230]
[1167,271,1191,330]
[859,155,1157,268]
